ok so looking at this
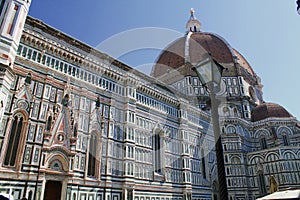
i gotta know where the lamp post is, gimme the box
[193,55,228,200]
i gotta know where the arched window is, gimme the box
[88,133,97,177]
[46,116,52,131]
[194,26,197,32]
[201,149,206,179]
[4,115,24,166]
[73,123,78,137]
[154,132,161,173]
[28,190,33,200]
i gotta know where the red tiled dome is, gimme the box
[251,103,293,122]
[151,32,255,79]
[189,33,234,64]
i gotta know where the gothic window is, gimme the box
[201,149,206,179]
[46,116,52,131]
[4,114,24,166]
[154,132,162,174]
[88,133,97,177]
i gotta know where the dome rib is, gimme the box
[233,49,255,76]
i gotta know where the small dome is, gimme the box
[251,103,293,122]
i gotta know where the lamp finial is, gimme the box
[186,8,201,32]
[190,8,195,15]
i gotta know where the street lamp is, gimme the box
[193,56,223,89]
[192,55,228,200]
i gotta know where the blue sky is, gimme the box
[28,0,300,119]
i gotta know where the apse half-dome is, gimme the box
[251,102,293,122]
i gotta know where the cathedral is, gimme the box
[0,1,299,200]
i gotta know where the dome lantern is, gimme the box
[186,8,201,32]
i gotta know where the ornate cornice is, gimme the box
[21,16,202,109]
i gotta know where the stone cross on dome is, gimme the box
[186,8,201,32]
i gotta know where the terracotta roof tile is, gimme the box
[251,102,293,122]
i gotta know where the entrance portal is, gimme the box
[44,180,62,200]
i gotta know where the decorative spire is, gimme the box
[186,8,201,32]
